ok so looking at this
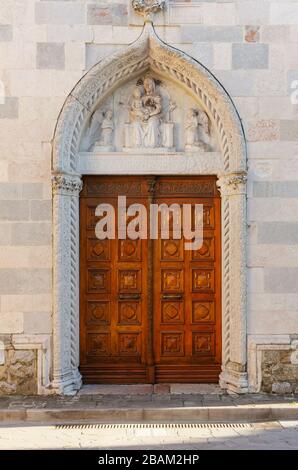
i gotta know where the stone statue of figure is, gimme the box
[130,86,149,147]
[88,108,114,151]
[142,76,162,148]
[185,108,210,152]
[127,76,163,149]
[98,109,114,147]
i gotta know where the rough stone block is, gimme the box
[253,181,298,198]
[272,382,292,394]
[258,222,298,245]
[23,312,52,334]
[169,5,204,25]
[0,97,18,119]
[86,44,121,69]
[264,268,298,293]
[87,4,128,26]
[30,200,51,221]
[0,183,21,200]
[0,312,23,334]
[280,120,298,141]
[246,120,279,141]
[0,269,51,295]
[181,26,243,44]
[247,268,264,293]
[192,43,213,69]
[215,70,254,97]
[87,5,111,25]
[0,25,12,42]
[0,246,51,269]
[0,294,52,313]
[213,43,231,70]
[245,26,260,43]
[22,183,44,200]
[35,2,85,25]
[11,222,51,246]
[270,3,298,25]
[0,224,10,246]
[261,25,289,43]
[0,201,29,221]
[248,198,298,222]
[232,44,269,70]
[254,70,285,96]
[36,43,65,70]
[238,1,269,25]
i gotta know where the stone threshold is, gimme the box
[78,384,224,396]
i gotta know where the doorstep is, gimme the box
[0,385,297,424]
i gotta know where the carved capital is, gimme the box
[217,173,247,196]
[52,174,83,196]
[132,0,166,20]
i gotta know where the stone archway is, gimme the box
[51,21,247,395]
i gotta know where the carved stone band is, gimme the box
[52,175,83,196]
[217,173,247,196]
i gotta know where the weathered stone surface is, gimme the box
[245,26,260,43]
[272,382,292,394]
[232,44,269,69]
[0,98,19,119]
[261,350,298,393]
[36,43,65,70]
[264,268,298,293]
[0,349,37,395]
[0,25,12,42]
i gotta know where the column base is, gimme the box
[51,369,82,396]
[220,367,248,394]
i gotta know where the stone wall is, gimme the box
[0,345,37,395]
[262,349,298,394]
[0,0,298,394]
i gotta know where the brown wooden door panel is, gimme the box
[80,175,221,383]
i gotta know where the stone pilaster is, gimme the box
[217,173,248,393]
[52,174,83,395]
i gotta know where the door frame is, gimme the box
[51,21,248,395]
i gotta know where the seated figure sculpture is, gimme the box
[124,75,174,151]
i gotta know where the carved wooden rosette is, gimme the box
[52,174,83,394]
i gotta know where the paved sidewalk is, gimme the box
[0,421,297,449]
[0,385,297,424]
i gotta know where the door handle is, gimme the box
[118,293,141,300]
[162,294,183,300]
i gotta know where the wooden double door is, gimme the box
[80,176,221,383]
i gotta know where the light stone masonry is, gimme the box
[0,0,297,395]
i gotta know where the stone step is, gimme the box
[1,404,298,424]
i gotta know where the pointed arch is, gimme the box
[51,22,248,395]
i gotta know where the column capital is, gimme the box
[52,174,83,196]
[217,172,247,196]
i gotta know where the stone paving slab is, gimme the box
[0,421,298,450]
[0,390,297,424]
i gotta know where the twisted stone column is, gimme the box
[52,174,83,394]
[217,173,248,393]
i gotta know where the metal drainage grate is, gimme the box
[56,423,253,430]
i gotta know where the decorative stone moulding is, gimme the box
[51,19,247,395]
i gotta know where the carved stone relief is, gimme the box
[81,73,216,154]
